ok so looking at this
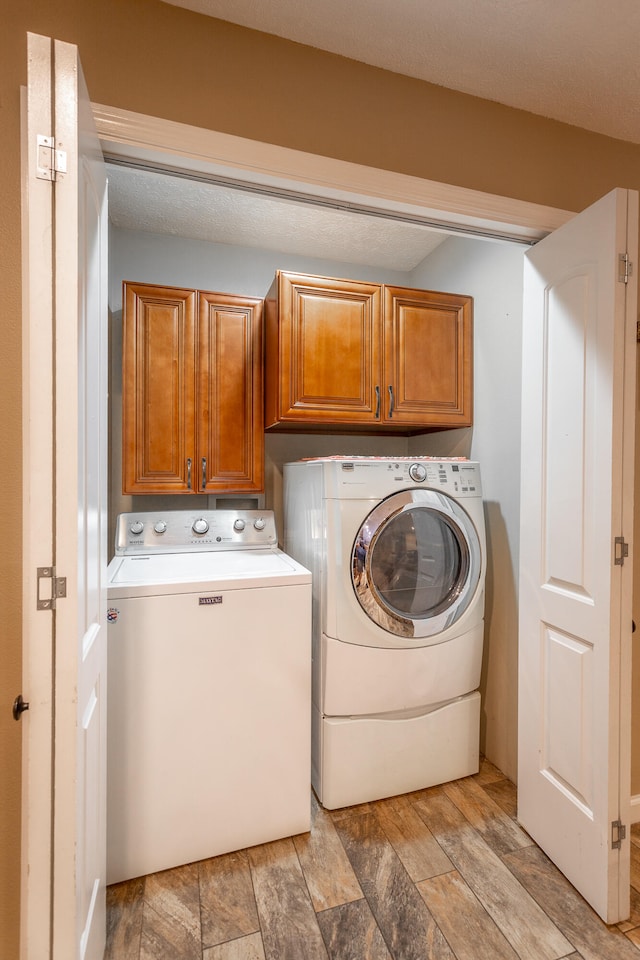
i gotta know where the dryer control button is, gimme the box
[409,463,427,482]
[253,517,266,531]
[154,521,167,534]
[129,521,144,535]
[192,518,209,535]
[233,519,246,531]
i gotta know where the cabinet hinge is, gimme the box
[36,135,68,181]
[612,819,627,849]
[619,252,633,284]
[614,536,629,566]
[37,567,67,610]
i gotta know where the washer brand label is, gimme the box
[199,595,223,605]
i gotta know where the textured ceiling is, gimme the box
[107,165,449,271]
[162,0,640,145]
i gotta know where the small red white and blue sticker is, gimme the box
[107,607,119,623]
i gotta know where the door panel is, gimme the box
[52,38,109,960]
[518,188,637,924]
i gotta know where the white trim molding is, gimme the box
[92,102,574,244]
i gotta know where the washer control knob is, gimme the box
[253,517,266,531]
[129,521,144,535]
[154,521,167,535]
[409,462,427,483]
[233,519,246,532]
[192,518,209,535]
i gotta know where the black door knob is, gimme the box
[12,695,29,721]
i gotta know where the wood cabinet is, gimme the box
[122,282,263,495]
[265,271,472,432]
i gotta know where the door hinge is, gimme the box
[37,567,67,610]
[614,536,629,566]
[619,252,633,284]
[612,819,627,849]
[36,135,68,181]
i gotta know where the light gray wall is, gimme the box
[108,227,409,307]
[406,235,525,780]
[108,224,526,781]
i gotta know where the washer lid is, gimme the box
[107,548,310,598]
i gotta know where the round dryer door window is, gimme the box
[352,488,482,638]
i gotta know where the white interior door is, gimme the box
[21,33,108,960]
[518,188,637,923]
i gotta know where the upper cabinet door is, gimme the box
[198,292,264,494]
[122,282,197,494]
[265,272,382,427]
[383,286,473,426]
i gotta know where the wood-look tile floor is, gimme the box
[105,760,640,960]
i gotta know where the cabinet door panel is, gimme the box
[384,287,472,425]
[268,273,381,425]
[198,293,264,493]
[122,283,196,493]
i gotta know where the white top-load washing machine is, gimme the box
[284,457,485,809]
[106,509,311,884]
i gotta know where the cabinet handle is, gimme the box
[374,385,381,419]
[187,457,192,490]
[388,385,395,418]
[202,457,207,490]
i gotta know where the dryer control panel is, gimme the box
[114,510,277,555]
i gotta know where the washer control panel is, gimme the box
[316,457,482,499]
[115,510,277,555]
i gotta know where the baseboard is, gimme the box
[631,794,640,824]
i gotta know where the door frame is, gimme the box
[92,103,572,244]
[21,36,56,959]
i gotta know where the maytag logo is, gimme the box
[199,596,223,605]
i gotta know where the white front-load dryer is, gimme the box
[284,457,486,809]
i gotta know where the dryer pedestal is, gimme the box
[313,691,481,810]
